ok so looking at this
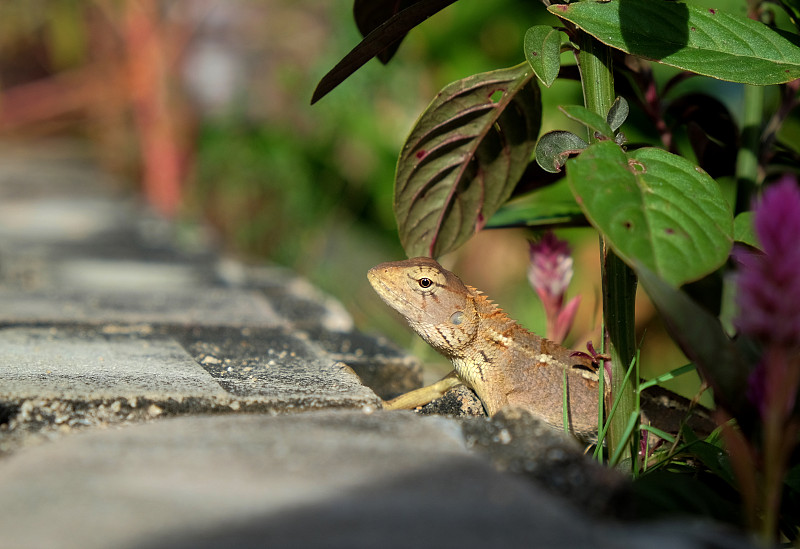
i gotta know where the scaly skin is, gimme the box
[368,256,600,439]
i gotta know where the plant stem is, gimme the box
[735,84,764,210]
[577,32,638,465]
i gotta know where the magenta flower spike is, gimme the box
[734,175,800,417]
[528,231,581,344]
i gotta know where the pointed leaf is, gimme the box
[486,178,586,228]
[353,0,428,64]
[566,142,733,286]
[560,105,614,139]
[395,63,542,257]
[312,0,459,104]
[353,0,417,64]
[607,96,629,131]
[636,263,751,415]
[549,0,800,85]
[535,131,588,173]
[524,25,562,87]
[734,212,758,248]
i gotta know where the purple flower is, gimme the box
[735,175,800,418]
[529,231,581,343]
[734,176,800,347]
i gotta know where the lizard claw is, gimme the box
[571,341,611,372]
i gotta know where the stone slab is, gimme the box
[0,288,281,327]
[175,326,380,407]
[0,326,227,400]
[0,411,751,549]
[302,326,422,399]
[0,197,129,243]
[0,326,382,454]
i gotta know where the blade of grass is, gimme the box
[594,353,638,459]
[639,363,697,391]
[610,411,641,467]
[563,368,570,434]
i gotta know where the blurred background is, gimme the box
[1,0,756,395]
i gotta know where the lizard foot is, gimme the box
[383,371,463,410]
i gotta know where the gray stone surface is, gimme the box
[0,146,755,549]
[0,326,226,400]
[0,411,751,549]
[0,325,383,455]
[0,288,282,327]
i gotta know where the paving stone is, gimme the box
[302,326,422,399]
[0,326,382,454]
[218,261,354,332]
[0,287,281,327]
[174,326,379,408]
[0,326,227,400]
[0,411,752,549]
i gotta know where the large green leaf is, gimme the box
[395,63,541,257]
[549,0,800,85]
[566,141,733,286]
[486,178,586,228]
[636,264,751,416]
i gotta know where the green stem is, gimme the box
[577,33,638,466]
[735,84,764,210]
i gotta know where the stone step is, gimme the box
[0,411,752,549]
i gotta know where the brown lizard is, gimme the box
[368,256,712,441]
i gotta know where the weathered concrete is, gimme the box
[0,145,755,549]
[0,411,752,549]
[0,287,282,327]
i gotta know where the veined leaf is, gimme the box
[395,63,541,257]
[535,131,588,173]
[560,105,614,139]
[567,142,733,286]
[549,0,800,85]
[607,96,629,132]
[524,25,562,87]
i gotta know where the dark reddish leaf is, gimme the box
[353,0,419,64]
[312,0,459,104]
[395,64,541,257]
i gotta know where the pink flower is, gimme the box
[734,175,800,417]
[735,176,800,347]
[528,231,581,343]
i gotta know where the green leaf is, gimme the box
[486,178,586,228]
[560,105,614,139]
[635,264,751,415]
[549,0,800,85]
[734,211,759,248]
[524,25,562,87]
[606,96,629,132]
[566,142,733,286]
[395,63,541,257]
[535,131,588,173]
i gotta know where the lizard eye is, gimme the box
[418,277,433,288]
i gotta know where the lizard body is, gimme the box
[368,257,714,441]
[368,256,600,439]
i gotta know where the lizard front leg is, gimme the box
[383,371,463,410]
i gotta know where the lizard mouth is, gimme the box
[367,272,415,312]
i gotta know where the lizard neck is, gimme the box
[449,286,520,385]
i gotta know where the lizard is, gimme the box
[367,256,712,441]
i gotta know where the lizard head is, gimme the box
[367,257,479,357]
